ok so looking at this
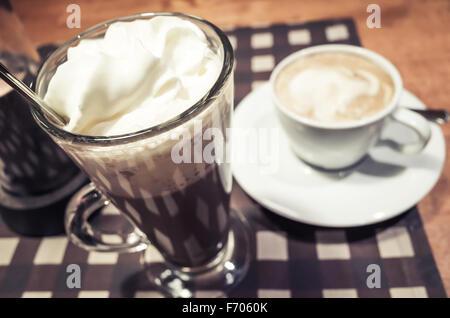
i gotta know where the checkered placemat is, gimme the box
[0,18,446,298]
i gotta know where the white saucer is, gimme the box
[232,83,446,227]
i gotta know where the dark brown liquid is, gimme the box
[104,163,230,267]
[62,79,234,268]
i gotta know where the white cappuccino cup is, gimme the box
[270,44,430,170]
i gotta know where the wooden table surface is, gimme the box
[9,0,450,295]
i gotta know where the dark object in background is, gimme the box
[0,0,13,12]
[0,172,87,236]
[0,46,87,236]
[0,77,79,195]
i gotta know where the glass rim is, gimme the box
[31,12,234,146]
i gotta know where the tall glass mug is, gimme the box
[31,12,250,297]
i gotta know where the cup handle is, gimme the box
[65,183,150,253]
[383,107,431,154]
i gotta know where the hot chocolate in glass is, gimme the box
[31,12,250,297]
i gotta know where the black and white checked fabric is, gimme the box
[0,18,446,298]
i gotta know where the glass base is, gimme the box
[141,209,251,298]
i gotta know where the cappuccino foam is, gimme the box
[275,52,395,123]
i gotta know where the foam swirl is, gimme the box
[275,52,394,123]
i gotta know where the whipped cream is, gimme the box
[275,52,394,123]
[44,17,222,136]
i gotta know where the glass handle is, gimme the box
[65,183,149,253]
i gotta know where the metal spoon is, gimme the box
[407,108,449,125]
[0,62,68,126]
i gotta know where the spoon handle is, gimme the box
[408,108,449,125]
[0,62,67,126]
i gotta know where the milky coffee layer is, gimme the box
[275,52,395,123]
[45,16,233,199]
[57,81,233,199]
